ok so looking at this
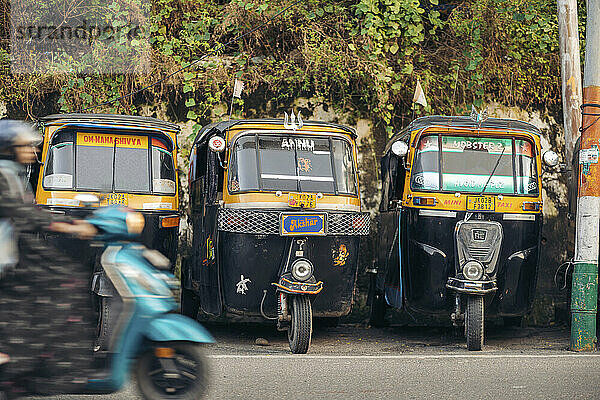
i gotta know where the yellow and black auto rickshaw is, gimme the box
[183,114,370,353]
[36,114,180,262]
[369,115,559,350]
[35,114,181,349]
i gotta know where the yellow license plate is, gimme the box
[288,192,316,208]
[105,193,128,206]
[466,195,495,211]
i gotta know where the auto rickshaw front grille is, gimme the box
[218,208,280,235]
[327,212,371,236]
[468,247,491,261]
[455,220,503,275]
[217,208,371,236]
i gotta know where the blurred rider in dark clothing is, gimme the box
[0,120,97,399]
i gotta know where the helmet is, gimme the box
[0,120,41,150]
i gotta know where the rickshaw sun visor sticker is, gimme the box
[410,135,538,196]
[78,133,148,149]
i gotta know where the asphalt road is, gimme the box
[26,324,600,400]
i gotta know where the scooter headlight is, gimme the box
[291,259,313,282]
[462,260,484,281]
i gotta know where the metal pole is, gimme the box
[571,0,599,352]
[558,0,582,164]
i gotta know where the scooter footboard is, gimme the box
[145,314,215,344]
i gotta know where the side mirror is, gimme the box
[208,136,226,152]
[542,150,560,167]
[391,141,408,157]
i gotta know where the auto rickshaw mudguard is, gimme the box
[144,313,215,343]
[273,273,324,295]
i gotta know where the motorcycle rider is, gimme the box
[0,120,98,399]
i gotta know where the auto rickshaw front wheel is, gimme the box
[288,295,312,354]
[465,295,484,351]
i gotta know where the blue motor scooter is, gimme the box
[81,198,214,399]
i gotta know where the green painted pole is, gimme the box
[571,0,599,352]
[571,263,598,350]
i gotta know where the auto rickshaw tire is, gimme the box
[180,287,200,320]
[466,295,484,351]
[136,342,209,400]
[503,316,522,327]
[288,295,312,354]
[369,292,388,328]
[94,296,116,352]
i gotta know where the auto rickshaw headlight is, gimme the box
[291,259,313,282]
[542,150,559,167]
[391,141,408,157]
[462,260,484,281]
[126,212,145,234]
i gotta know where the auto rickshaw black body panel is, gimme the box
[381,208,541,316]
[213,232,360,316]
[43,206,179,264]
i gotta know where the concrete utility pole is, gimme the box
[558,0,582,164]
[572,0,599,352]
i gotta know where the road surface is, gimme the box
[27,324,600,399]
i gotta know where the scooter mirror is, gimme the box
[391,141,408,157]
[542,150,559,167]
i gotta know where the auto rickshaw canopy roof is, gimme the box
[40,113,180,132]
[385,115,541,154]
[192,119,357,148]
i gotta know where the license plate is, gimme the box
[105,193,128,206]
[288,192,316,208]
[281,214,326,236]
[466,195,495,212]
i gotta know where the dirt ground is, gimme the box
[204,321,572,355]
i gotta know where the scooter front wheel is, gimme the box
[288,295,312,354]
[136,342,208,400]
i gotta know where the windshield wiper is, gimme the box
[479,146,506,196]
[464,146,506,222]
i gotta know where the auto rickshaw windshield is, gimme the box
[43,130,176,195]
[228,134,357,195]
[410,134,538,195]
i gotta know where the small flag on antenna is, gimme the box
[233,79,244,99]
[412,79,428,107]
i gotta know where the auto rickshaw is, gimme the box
[36,114,180,262]
[182,114,370,353]
[369,114,559,350]
[35,113,181,349]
